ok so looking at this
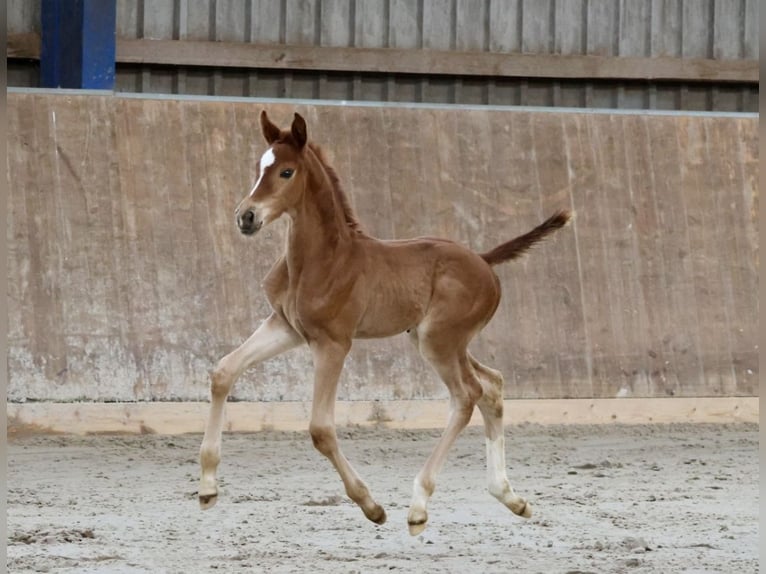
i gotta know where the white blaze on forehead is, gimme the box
[249,147,276,197]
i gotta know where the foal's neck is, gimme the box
[286,154,354,270]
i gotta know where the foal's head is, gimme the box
[235,111,310,235]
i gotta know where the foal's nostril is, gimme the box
[237,209,260,235]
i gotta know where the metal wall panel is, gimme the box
[6,0,760,109]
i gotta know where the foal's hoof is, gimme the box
[512,500,532,519]
[364,504,387,525]
[407,508,428,536]
[407,519,427,537]
[199,492,219,510]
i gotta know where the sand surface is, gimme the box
[7,423,758,573]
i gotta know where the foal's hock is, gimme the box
[198,110,572,534]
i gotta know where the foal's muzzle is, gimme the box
[236,209,262,235]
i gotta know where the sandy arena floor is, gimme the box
[7,423,758,573]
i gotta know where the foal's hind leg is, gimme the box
[470,354,532,518]
[199,313,302,509]
[407,332,481,535]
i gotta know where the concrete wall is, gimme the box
[7,91,758,402]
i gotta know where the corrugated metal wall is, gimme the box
[7,0,759,111]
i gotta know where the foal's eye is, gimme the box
[280,169,294,179]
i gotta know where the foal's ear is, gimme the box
[260,110,281,144]
[291,113,307,149]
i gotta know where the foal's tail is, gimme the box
[480,210,573,266]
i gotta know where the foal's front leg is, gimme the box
[308,340,387,525]
[199,313,302,509]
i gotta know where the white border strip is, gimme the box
[7,398,758,435]
[6,87,759,118]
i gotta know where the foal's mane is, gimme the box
[306,142,365,234]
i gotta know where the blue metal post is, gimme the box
[40,0,116,89]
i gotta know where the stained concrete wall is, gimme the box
[7,91,758,402]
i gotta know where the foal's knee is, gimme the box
[209,364,234,399]
[309,423,337,457]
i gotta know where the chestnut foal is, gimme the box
[198,111,571,535]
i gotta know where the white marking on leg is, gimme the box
[485,435,531,517]
[407,476,431,534]
[486,435,510,498]
[248,147,276,197]
[410,477,430,515]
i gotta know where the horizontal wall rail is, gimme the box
[7,398,760,435]
[8,33,758,84]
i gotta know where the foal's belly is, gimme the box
[353,316,416,339]
[353,288,427,339]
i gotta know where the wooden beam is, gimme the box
[7,397,759,436]
[7,32,39,59]
[7,34,758,84]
